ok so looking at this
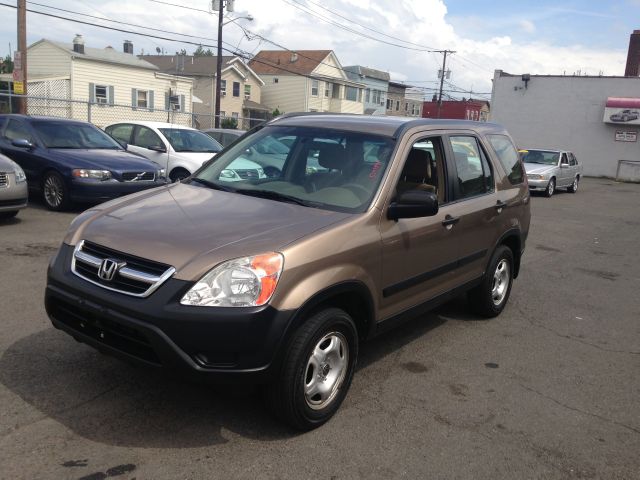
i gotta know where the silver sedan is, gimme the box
[0,152,28,220]
[522,149,583,197]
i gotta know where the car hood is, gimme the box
[523,163,557,175]
[47,148,159,172]
[68,183,351,280]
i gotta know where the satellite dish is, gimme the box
[156,47,161,54]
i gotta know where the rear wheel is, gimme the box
[468,245,514,318]
[42,171,69,211]
[169,168,190,182]
[544,177,555,197]
[264,308,358,431]
[567,176,579,193]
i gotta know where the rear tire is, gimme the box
[264,308,358,431]
[544,177,555,197]
[567,176,579,193]
[42,171,69,211]
[468,245,514,318]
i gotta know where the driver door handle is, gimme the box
[442,215,459,229]
[495,200,507,212]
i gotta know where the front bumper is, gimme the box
[45,244,294,383]
[527,177,550,190]
[0,176,28,212]
[69,178,167,203]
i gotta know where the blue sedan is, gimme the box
[0,115,167,210]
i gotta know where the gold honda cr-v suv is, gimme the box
[46,114,530,430]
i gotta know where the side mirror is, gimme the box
[12,138,34,150]
[387,189,439,220]
[560,163,569,168]
[148,144,167,153]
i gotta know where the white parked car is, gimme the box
[105,121,224,182]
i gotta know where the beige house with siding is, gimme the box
[140,54,268,128]
[22,36,193,127]
[249,50,365,115]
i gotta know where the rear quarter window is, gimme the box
[486,134,524,185]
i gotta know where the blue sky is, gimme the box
[1,0,637,97]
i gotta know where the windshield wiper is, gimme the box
[189,177,236,192]
[234,188,320,207]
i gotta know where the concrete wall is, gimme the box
[491,71,640,178]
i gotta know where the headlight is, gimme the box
[158,168,166,178]
[72,169,111,180]
[12,163,26,183]
[527,174,545,180]
[257,168,266,178]
[180,252,284,307]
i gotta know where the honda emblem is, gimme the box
[98,258,125,281]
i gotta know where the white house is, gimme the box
[20,35,194,127]
[249,50,366,115]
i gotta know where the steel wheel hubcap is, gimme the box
[491,259,510,306]
[548,180,554,195]
[573,179,578,190]
[44,176,63,207]
[304,331,348,410]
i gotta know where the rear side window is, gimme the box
[107,124,133,144]
[487,134,524,185]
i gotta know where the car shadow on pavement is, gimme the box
[0,300,466,447]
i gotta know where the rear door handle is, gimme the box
[495,200,507,213]
[442,215,459,229]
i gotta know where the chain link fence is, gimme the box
[0,93,269,131]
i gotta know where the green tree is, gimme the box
[193,45,214,57]
[221,117,238,129]
[0,55,13,74]
[272,107,282,118]
[175,48,187,55]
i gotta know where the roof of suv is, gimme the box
[268,113,507,138]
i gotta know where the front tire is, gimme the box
[567,176,579,193]
[42,171,69,211]
[468,245,514,318]
[265,308,358,431]
[545,177,555,197]
[169,168,190,182]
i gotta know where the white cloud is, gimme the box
[519,20,536,33]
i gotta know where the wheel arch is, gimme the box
[493,229,522,279]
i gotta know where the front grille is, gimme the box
[49,296,160,365]
[234,168,260,180]
[0,172,7,188]
[122,171,155,182]
[71,240,175,297]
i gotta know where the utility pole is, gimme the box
[214,0,225,128]
[434,49,455,119]
[17,0,27,114]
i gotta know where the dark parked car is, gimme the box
[0,115,166,210]
[46,114,530,430]
[203,128,247,147]
[609,109,639,122]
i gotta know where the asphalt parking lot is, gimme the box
[1,177,639,480]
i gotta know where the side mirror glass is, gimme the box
[12,138,34,149]
[388,189,439,220]
[148,144,167,153]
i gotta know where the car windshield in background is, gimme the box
[193,125,395,213]
[159,128,222,153]
[522,150,559,165]
[32,122,122,149]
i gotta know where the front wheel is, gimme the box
[468,245,514,318]
[169,168,190,182]
[43,171,69,211]
[567,176,579,193]
[544,177,555,197]
[265,308,358,431]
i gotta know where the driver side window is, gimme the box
[561,153,569,165]
[4,119,34,143]
[133,126,163,150]
[395,137,444,203]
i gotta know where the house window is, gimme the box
[311,80,319,97]
[233,82,240,97]
[331,84,340,99]
[232,112,239,119]
[95,85,109,104]
[169,94,181,111]
[136,90,148,108]
[220,111,226,118]
[244,84,251,99]
[325,83,331,97]
[395,100,400,111]
[405,102,408,112]
[273,77,279,83]
[221,80,227,96]
[345,86,358,101]
[380,94,385,106]
[386,98,392,109]
[365,89,370,103]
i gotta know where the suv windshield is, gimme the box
[193,125,395,213]
[159,128,222,153]
[32,121,122,149]
[521,149,560,165]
